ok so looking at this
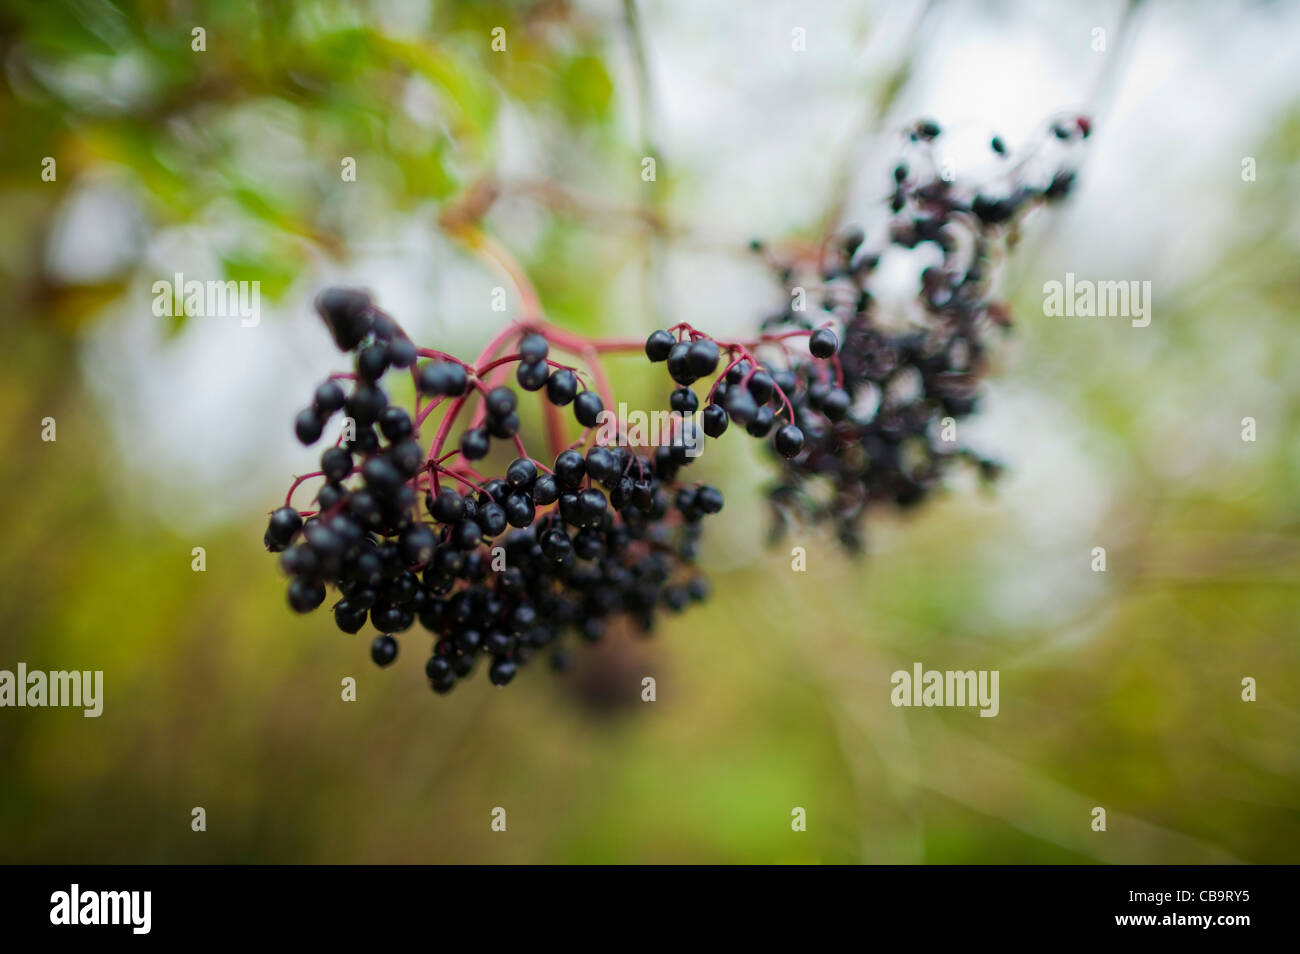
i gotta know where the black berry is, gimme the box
[461,427,490,460]
[295,409,325,445]
[545,369,578,405]
[573,391,604,428]
[774,424,805,458]
[370,634,398,667]
[701,404,729,437]
[810,328,839,358]
[517,359,548,391]
[645,330,674,361]
[686,339,719,377]
[519,333,549,363]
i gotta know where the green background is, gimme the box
[0,0,1297,863]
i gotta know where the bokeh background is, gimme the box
[1,0,1297,863]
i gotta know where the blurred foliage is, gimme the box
[0,0,621,331]
[0,0,1297,864]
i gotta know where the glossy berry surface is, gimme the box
[809,328,838,358]
[573,391,604,428]
[645,330,674,361]
[295,409,324,445]
[370,634,398,667]
[461,428,490,460]
[519,333,549,363]
[545,369,578,406]
[516,359,548,391]
[774,424,805,458]
[686,339,720,376]
[701,404,728,437]
[670,388,699,415]
[268,116,1081,695]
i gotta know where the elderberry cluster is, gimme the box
[264,114,1085,695]
[642,327,820,463]
[265,290,717,693]
[752,116,1090,550]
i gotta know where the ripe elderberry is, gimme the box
[809,328,838,359]
[268,301,722,696]
[645,330,674,362]
[266,114,1082,698]
[573,391,604,428]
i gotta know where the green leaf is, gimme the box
[558,55,613,123]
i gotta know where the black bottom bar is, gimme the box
[0,864,1285,939]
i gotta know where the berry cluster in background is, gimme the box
[264,117,1088,694]
[758,115,1089,550]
